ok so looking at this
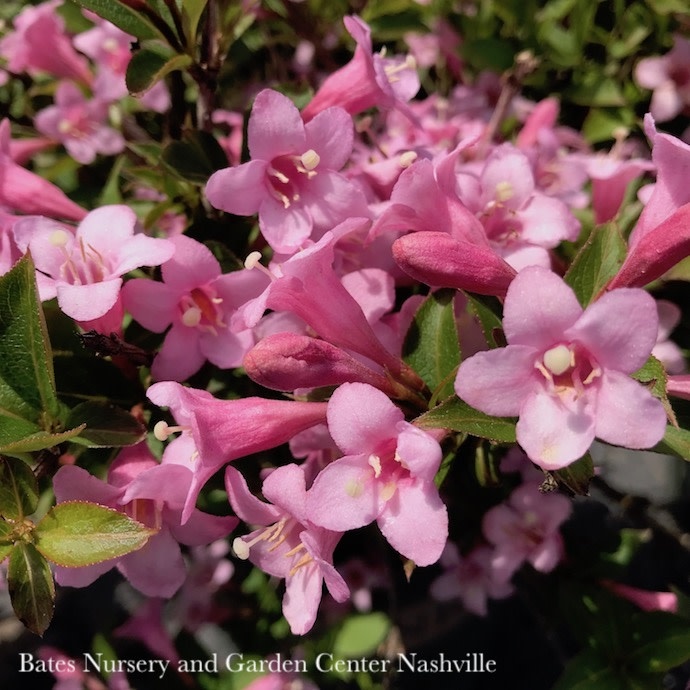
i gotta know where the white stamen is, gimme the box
[300,149,320,171]
[495,180,514,203]
[244,251,264,270]
[232,537,250,560]
[49,229,70,246]
[153,421,189,442]
[543,344,573,376]
[399,151,418,168]
[181,306,202,327]
[368,453,382,478]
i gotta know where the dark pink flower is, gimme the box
[301,16,420,122]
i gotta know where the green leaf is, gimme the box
[582,108,637,145]
[7,542,55,636]
[552,648,627,690]
[627,611,690,673]
[126,43,193,95]
[161,130,228,184]
[552,453,594,496]
[0,520,14,562]
[34,501,155,567]
[463,292,505,349]
[0,456,38,520]
[403,289,460,402]
[181,0,208,42]
[70,0,165,40]
[653,424,690,460]
[64,402,146,447]
[564,224,627,306]
[631,354,676,425]
[0,417,85,454]
[0,255,60,424]
[332,613,391,658]
[415,397,517,443]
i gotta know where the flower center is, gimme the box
[52,231,111,285]
[266,150,320,209]
[179,286,225,334]
[535,342,602,398]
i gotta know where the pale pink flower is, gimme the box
[13,205,174,322]
[227,464,349,635]
[307,382,448,566]
[430,543,514,616]
[635,35,690,122]
[53,443,237,597]
[603,581,678,613]
[206,89,367,253]
[122,234,268,381]
[653,299,685,374]
[0,0,92,84]
[34,81,125,164]
[482,483,571,582]
[455,266,667,469]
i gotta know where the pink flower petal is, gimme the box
[304,106,353,170]
[205,159,268,216]
[122,278,178,332]
[160,234,220,290]
[377,480,447,566]
[151,324,205,382]
[503,266,582,350]
[306,454,380,531]
[248,89,306,161]
[118,528,186,597]
[225,466,282,525]
[594,370,667,449]
[56,278,122,321]
[566,289,658,374]
[516,389,595,470]
[327,382,404,454]
[455,345,538,417]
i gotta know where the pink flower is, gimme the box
[122,234,267,381]
[206,88,367,253]
[454,143,581,271]
[635,35,690,122]
[455,266,667,469]
[226,464,349,634]
[301,16,420,122]
[603,581,678,613]
[0,119,87,222]
[13,205,174,322]
[482,483,571,581]
[306,382,448,566]
[0,0,92,84]
[147,382,328,522]
[430,543,514,616]
[653,299,685,374]
[34,81,125,164]
[53,443,237,597]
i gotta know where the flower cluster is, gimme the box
[0,2,688,686]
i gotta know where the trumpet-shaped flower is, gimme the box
[206,88,367,253]
[455,266,667,469]
[306,382,447,566]
[226,464,348,635]
[34,81,124,164]
[122,234,268,381]
[301,15,420,122]
[0,119,87,222]
[13,205,174,322]
[0,0,92,84]
[147,382,328,522]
